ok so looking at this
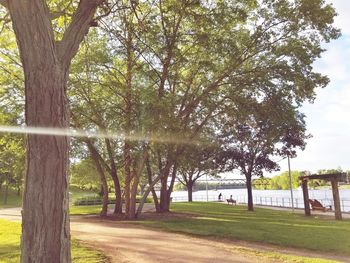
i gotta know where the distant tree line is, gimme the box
[253,169,349,190]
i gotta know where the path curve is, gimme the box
[71,217,262,263]
[70,216,349,263]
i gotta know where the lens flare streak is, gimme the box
[0,125,196,145]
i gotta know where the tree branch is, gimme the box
[0,0,8,8]
[57,0,104,67]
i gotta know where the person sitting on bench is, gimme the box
[226,195,236,205]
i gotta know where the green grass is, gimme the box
[0,219,108,263]
[69,185,99,204]
[70,205,102,215]
[224,245,337,263]
[0,185,98,209]
[135,202,350,256]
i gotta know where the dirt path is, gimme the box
[1,207,349,263]
[71,217,266,263]
[70,216,349,263]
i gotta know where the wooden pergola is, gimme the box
[299,173,347,220]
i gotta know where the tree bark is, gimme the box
[145,156,160,212]
[7,1,102,262]
[136,174,161,217]
[187,181,193,202]
[104,138,122,214]
[21,65,71,263]
[246,176,254,211]
[4,183,8,205]
[123,142,132,216]
[159,165,172,212]
[159,162,176,212]
[128,168,139,219]
[87,141,109,217]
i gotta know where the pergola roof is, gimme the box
[299,172,347,181]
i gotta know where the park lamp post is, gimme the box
[288,154,295,211]
[206,173,209,202]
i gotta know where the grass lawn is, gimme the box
[69,185,98,204]
[0,185,98,209]
[0,219,108,263]
[70,205,102,215]
[135,202,350,256]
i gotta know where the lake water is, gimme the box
[171,188,350,212]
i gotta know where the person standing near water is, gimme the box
[218,193,222,201]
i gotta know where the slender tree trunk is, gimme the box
[146,157,160,212]
[128,149,147,219]
[124,142,132,216]
[4,183,8,205]
[246,176,254,211]
[128,170,139,219]
[112,176,122,214]
[187,181,193,202]
[87,141,109,217]
[104,138,122,214]
[123,16,134,218]
[136,174,161,217]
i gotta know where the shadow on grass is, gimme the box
[138,202,350,255]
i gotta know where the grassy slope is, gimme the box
[0,219,107,263]
[136,202,350,256]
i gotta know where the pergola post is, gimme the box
[301,178,311,216]
[331,178,342,220]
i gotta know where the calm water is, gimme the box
[171,188,350,212]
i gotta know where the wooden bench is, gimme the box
[226,199,236,205]
[308,199,332,212]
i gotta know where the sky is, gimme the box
[274,0,350,175]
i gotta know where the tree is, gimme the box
[0,1,104,261]
[70,158,101,190]
[177,142,219,202]
[217,97,310,211]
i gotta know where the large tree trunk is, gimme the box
[7,1,102,262]
[246,176,254,211]
[21,66,71,262]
